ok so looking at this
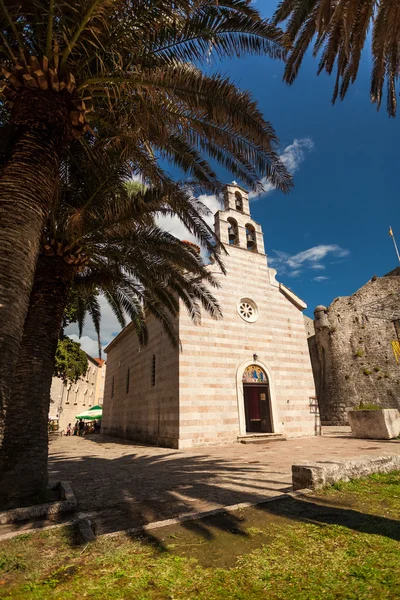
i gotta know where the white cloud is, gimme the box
[249,138,314,200]
[313,276,330,282]
[286,245,349,269]
[269,244,349,279]
[67,334,108,358]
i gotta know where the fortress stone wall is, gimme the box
[308,270,400,425]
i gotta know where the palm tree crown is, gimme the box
[274,0,400,117]
[0,0,292,189]
[47,141,223,348]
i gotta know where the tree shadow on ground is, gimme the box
[47,437,400,547]
[3,436,399,548]
[257,495,400,542]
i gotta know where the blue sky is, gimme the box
[220,1,399,317]
[67,1,399,354]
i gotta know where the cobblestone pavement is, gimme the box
[2,432,400,537]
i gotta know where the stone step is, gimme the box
[237,433,287,444]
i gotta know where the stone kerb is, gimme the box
[0,481,77,525]
[292,455,400,490]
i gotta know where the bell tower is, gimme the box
[214,182,265,254]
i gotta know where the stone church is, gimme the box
[102,183,317,448]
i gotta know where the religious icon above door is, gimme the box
[242,365,267,384]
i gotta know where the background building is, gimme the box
[49,355,106,432]
[102,183,317,448]
[307,268,400,424]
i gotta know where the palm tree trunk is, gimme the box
[0,89,71,445]
[0,256,74,507]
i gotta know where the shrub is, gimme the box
[354,401,380,411]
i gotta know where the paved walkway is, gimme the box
[2,432,400,537]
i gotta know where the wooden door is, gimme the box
[243,385,272,433]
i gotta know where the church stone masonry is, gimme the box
[102,183,316,448]
[308,268,400,425]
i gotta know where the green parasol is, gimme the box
[75,405,102,420]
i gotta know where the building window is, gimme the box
[151,355,156,387]
[227,218,238,246]
[111,376,115,399]
[126,367,130,393]
[235,191,243,211]
[237,298,259,323]
[245,224,257,251]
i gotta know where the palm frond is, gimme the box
[274,0,400,116]
[1,0,291,190]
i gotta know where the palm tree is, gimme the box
[0,148,223,506]
[274,0,400,117]
[0,0,291,438]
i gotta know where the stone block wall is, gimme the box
[101,316,180,447]
[312,272,400,425]
[177,244,316,448]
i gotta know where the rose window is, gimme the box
[237,298,258,323]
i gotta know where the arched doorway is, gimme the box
[242,365,272,433]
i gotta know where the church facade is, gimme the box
[102,183,317,448]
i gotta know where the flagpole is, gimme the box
[389,226,400,263]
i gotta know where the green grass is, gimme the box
[1,472,400,599]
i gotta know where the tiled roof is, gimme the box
[93,358,105,366]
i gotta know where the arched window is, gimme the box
[227,217,238,245]
[245,224,257,251]
[235,191,243,211]
[151,355,156,387]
